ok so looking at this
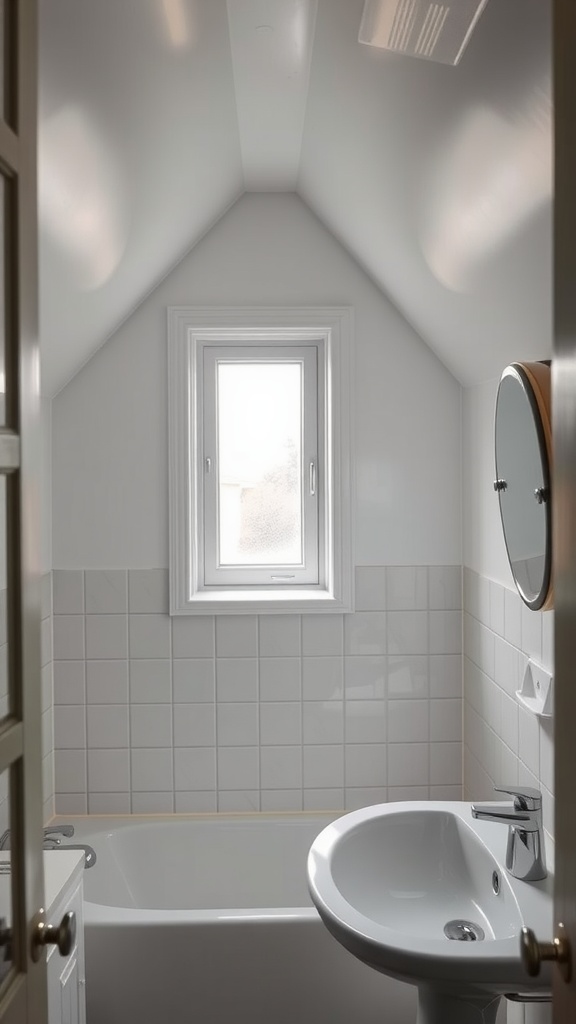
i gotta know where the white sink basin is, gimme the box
[307,802,553,1021]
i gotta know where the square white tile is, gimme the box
[302,657,343,701]
[428,566,462,611]
[132,792,174,813]
[386,567,427,610]
[174,747,216,791]
[344,612,386,655]
[345,700,387,743]
[54,706,86,750]
[345,744,386,788]
[387,655,428,698]
[87,705,129,748]
[260,746,302,789]
[129,659,171,703]
[172,616,214,658]
[128,570,169,613]
[216,659,258,701]
[88,792,131,814]
[85,615,127,660]
[301,615,343,656]
[388,743,429,786]
[489,581,505,636]
[54,616,85,660]
[53,570,84,615]
[303,701,343,744]
[354,567,386,610]
[173,704,215,747]
[387,611,428,655]
[86,660,128,704]
[131,748,173,791]
[259,658,301,701]
[172,659,215,703]
[260,702,302,745]
[85,570,128,614]
[259,615,301,657]
[430,742,462,785]
[218,791,260,812]
[175,791,217,812]
[303,745,344,789]
[344,656,386,699]
[261,790,303,812]
[216,616,258,657]
[129,614,170,659]
[217,746,259,790]
[217,703,259,746]
[387,699,428,742]
[54,661,86,705]
[130,704,172,747]
[429,654,462,698]
[429,611,462,655]
[429,698,462,742]
[87,749,129,792]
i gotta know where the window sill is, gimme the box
[171,589,353,615]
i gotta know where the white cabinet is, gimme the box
[44,852,86,1024]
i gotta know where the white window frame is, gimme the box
[168,307,354,614]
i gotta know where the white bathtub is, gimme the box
[62,814,417,1024]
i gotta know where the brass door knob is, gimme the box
[521,923,571,982]
[32,910,76,962]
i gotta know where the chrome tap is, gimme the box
[0,825,75,851]
[471,785,547,881]
[42,825,75,844]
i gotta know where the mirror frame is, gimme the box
[494,360,553,612]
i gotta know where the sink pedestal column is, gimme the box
[417,989,501,1024]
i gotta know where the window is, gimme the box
[168,307,353,613]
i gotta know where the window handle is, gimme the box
[205,457,211,474]
[309,461,316,496]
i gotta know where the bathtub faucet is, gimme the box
[0,825,96,869]
[43,825,75,844]
[0,825,75,851]
[42,828,97,869]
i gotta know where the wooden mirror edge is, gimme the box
[512,360,553,611]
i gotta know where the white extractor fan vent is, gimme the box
[358,0,489,65]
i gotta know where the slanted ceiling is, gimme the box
[39,0,552,397]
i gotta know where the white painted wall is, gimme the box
[52,193,461,569]
[41,397,52,574]
[462,379,513,585]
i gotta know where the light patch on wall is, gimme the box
[39,106,127,291]
[161,0,194,49]
[419,78,552,292]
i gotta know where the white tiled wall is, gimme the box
[51,565,462,814]
[41,572,55,822]
[462,568,554,851]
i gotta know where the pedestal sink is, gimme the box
[307,801,553,1024]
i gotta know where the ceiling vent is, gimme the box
[358,0,489,65]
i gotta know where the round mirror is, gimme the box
[494,361,552,611]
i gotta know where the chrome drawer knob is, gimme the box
[32,910,76,962]
[521,923,571,982]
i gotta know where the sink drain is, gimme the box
[444,919,485,942]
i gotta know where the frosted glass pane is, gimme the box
[217,362,303,566]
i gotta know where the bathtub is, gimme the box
[62,814,417,1024]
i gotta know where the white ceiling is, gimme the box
[38,0,552,396]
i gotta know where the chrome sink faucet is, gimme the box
[471,785,547,881]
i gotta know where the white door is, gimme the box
[551,1,576,1020]
[0,0,48,1021]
